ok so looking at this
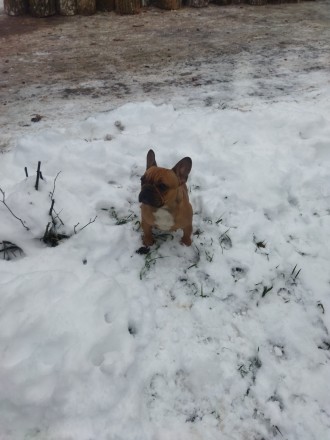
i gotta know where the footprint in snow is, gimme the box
[231,266,248,281]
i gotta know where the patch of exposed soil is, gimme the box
[1,2,330,140]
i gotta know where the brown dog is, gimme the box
[139,149,193,247]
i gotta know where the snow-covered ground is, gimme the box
[1,9,330,437]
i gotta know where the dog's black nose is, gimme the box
[139,186,153,205]
[139,192,148,204]
[139,186,162,207]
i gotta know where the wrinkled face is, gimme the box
[139,166,179,208]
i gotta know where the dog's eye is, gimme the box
[157,183,168,192]
[140,176,146,185]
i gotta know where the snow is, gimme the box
[1,42,330,440]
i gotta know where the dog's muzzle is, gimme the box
[139,184,163,208]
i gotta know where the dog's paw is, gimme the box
[142,236,155,247]
[181,237,192,246]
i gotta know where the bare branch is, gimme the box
[48,172,64,227]
[74,216,97,234]
[49,199,55,217]
[52,208,65,226]
[43,222,51,241]
[0,188,29,231]
[50,171,62,199]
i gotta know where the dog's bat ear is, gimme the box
[172,157,192,185]
[146,149,157,169]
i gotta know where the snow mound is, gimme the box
[1,100,330,439]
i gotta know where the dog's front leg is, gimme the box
[181,224,192,246]
[141,220,154,247]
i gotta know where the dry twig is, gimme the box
[74,216,97,234]
[0,187,29,231]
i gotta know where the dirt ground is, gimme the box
[1,1,330,142]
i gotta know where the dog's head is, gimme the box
[139,149,192,208]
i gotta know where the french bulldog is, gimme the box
[139,149,193,247]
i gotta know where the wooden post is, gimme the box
[186,0,208,6]
[4,0,28,15]
[115,0,141,14]
[56,0,78,15]
[96,0,115,10]
[77,0,96,14]
[29,0,56,17]
[156,0,181,10]
[246,0,268,4]
[212,0,232,5]
[35,161,41,191]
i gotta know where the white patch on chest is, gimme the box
[153,207,174,231]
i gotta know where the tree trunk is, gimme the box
[56,0,78,14]
[29,0,56,17]
[116,0,141,14]
[4,0,28,15]
[77,0,96,14]
[96,0,115,10]
[186,0,208,7]
[157,0,181,9]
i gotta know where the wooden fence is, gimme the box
[4,0,313,17]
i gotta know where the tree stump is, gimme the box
[56,0,78,14]
[29,0,56,17]
[157,0,182,9]
[116,0,141,14]
[4,0,28,15]
[77,0,96,14]
[186,0,208,6]
[96,0,115,10]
